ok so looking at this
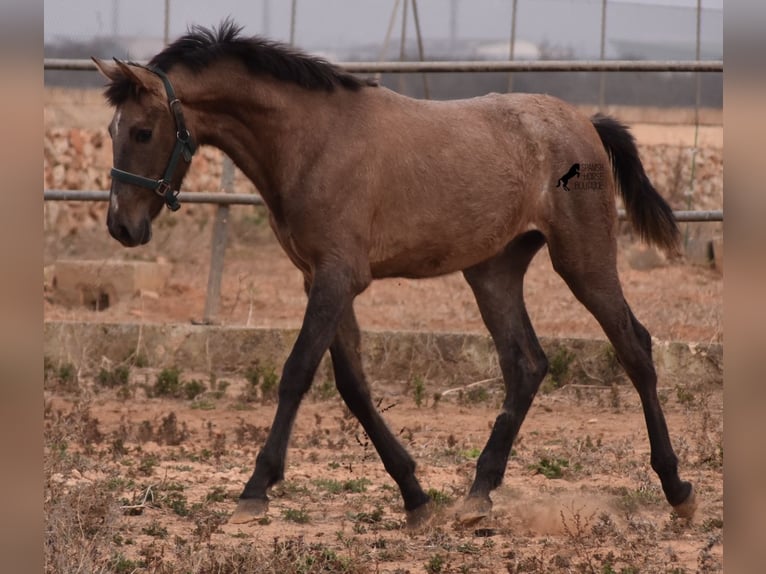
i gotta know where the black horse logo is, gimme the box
[556,163,580,191]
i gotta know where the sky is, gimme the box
[44,0,723,60]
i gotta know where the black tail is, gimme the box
[591,114,680,254]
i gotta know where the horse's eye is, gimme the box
[135,129,153,143]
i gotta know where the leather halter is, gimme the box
[110,66,197,212]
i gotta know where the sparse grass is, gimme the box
[312,379,337,401]
[313,477,371,494]
[137,453,159,476]
[282,506,311,524]
[43,361,721,574]
[97,364,130,388]
[152,366,182,397]
[675,384,696,406]
[531,456,570,479]
[426,487,454,507]
[243,363,280,403]
[205,486,229,503]
[191,398,217,410]
[542,347,576,392]
[44,359,78,392]
[141,520,169,538]
[210,377,230,399]
[413,376,426,408]
[351,506,384,524]
[460,447,482,459]
[456,384,491,405]
[425,553,446,573]
[183,378,207,400]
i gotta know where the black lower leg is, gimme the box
[463,231,548,501]
[331,309,429,511]
[624,313,691,507]
[240,266,361,502]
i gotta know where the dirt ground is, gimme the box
[44,362,723,573]
[44,89,723,572]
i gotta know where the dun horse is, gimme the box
[94,22,696,526]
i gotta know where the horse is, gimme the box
[92,21,696,526]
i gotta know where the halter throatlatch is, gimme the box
[110,65,197,211]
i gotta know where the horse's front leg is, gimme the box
[230,262,368,523]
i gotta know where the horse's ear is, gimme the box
[112,59,160,94]
[92,57,121,81]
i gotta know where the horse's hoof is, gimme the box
[672,485,697,519]
[406,501,435,529]
[456,495,492,526]
[229,498,269,524]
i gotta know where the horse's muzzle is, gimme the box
[107,215,152,247]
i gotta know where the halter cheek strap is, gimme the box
[110,65,197,212]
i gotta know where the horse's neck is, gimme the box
[181,68,340,211]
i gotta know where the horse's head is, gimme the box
[93,59,196,247]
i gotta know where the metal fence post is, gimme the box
[200,157,235,324]
[507,0,518,93]
[599,0,608,111]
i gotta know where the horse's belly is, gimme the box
[369,224,522,279]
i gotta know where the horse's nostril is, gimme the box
[108,219,136,246]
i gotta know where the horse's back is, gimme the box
[355,90,608,278]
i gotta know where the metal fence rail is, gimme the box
[43,190,722,222]
[45,58,723,74]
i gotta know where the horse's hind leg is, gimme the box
[460,230,549,522]
[546,233,696,518]
[330,306,432,526]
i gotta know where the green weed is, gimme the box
[282,507,310,524]
[97,365,130,388]
[413,376,426,408]
[531,456,570,479]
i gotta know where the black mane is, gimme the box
[105,20,374,105]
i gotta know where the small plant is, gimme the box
[675,384,695,406]
[313,477,371,494]
[352,506,384,524]
[610,383,622,412]
[282,506,310,524]
[97,365,130,388]
[244,364,280,403]
[152,367,182,397]
[532,456,570,479]
[191,399,216,410]
[205,486,229,503]
[461,447,481,459]
[460,385,490,405]
[183,378,206,400]
[426,487,454,507]
[111,554,142,574]
[260,366,279,401]
[141,520,168,538]
[210,377,230,399]
[157,412,188,446]
[413,376,426,408]
[166,492,190,516]
[425,553,446,573]
[548,347,576,389]
[313,379,337,401]
[45,359,78,392]
[137,453,159,476]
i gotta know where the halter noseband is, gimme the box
[110,65,197,212]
